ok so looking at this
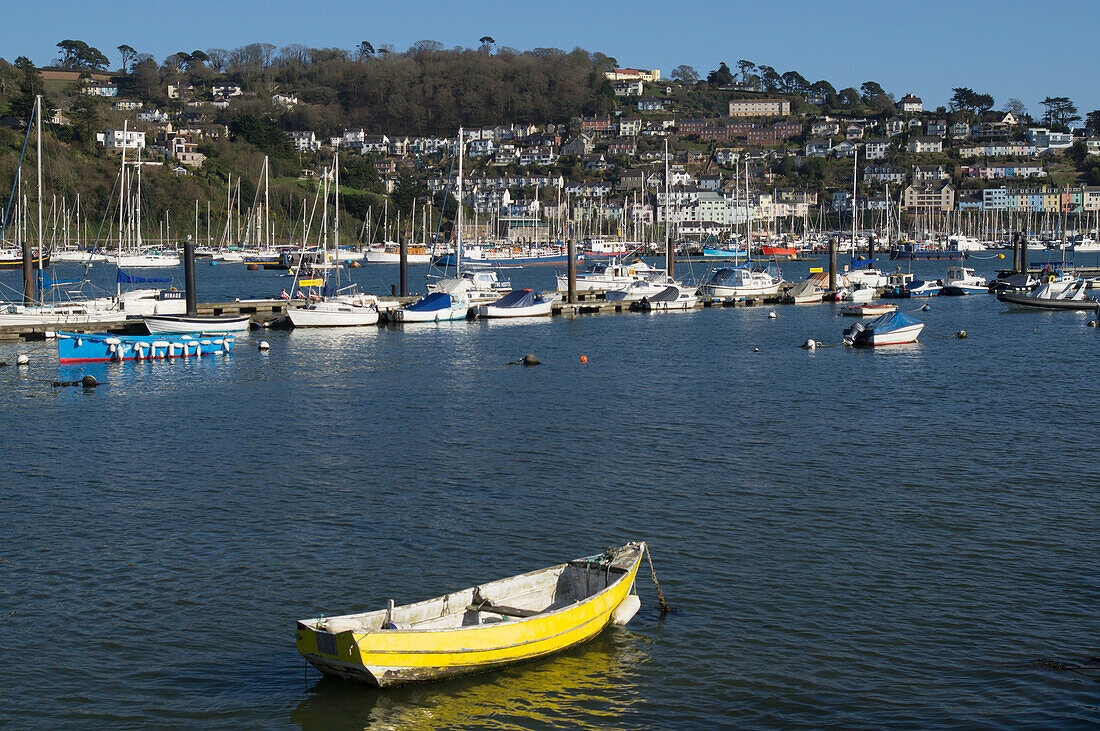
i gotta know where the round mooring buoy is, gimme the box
[522,354,540,366]
[802,339,817,350]
[956,330,968,339]
[247,263,260,271]
[921,304,931,311]
[768,311,777,319]
[16,354,29,366]
[580,355,587,363]
[258,341,271,351]
[81,375,98,388]
[1088,321,1097,328]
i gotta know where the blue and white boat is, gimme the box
[393,292,470,323]
[940,266,989,296]
[904,279,942,297]
[701,245,748,258]
[57,332,235,363]
[842,311,924,347]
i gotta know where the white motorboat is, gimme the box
[605,274,685,302]
[393,291,470,322]
[844,268,888,289]
[555,259,658,292]
[698,266,783,299]
[0,301,128,327]
[940,266,989,296]
[429,269,512,304]
[635,285,699,311]
[841,286,875,303]
[476,289,553,318]
[143,314,252,333]
[843,310,924,346]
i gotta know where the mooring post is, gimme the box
[184,235,197,316]
[867,234,875,265]
[1019,231,1028,274]
[399,234,408,297]
[567,238,577,304]
[828,236,837,292]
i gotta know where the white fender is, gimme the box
[611,594,641,626]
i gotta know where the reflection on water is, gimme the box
[289,631,647,731]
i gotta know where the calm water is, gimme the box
[2,254,1100,728]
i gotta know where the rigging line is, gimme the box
[0,102,37,243]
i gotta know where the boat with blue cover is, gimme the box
[843,310,924,346]
[476,289,552,318]
[393,292,470,322]
[57,332,236,363]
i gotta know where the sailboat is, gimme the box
[287,158,381,327]
[395,129,471,323]
[108,128,180,268]
[607,139,697,302]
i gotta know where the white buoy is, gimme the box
[258,341,270,351]
[803,339,817,350]
[768,311,777,319]
[16,354,29,366]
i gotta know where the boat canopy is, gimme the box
[117,269,172,284]
[646,286,681,303]
[406,292,453,312]
[786,280,817,297]
[868,310,922,331]
[491,289,540,308]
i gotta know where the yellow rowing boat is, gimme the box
[295,542,645,686]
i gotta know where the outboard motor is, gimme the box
[842,321,865,346]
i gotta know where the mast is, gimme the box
[457,127,464,276]
[333,152,340,288]
[664,138,672,276]
[263,156,271,250]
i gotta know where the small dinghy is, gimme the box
[634,285,699,311]
[997,279,1099,311]
[296,542,646,687]
[843,310,924,346]
[840,302,897,317]
[476,288,552,318]
[393,292,470,322]
[143,314,251,333]
[902,279,942,297]
[57,332,235,363]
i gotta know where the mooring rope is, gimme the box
[643,544,673,615]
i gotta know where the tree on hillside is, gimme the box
[860,81,885,103]
[69,94,102,150]
[670,65,698,84]
[479,36,495,54]
[707,62,734,87]
[782,71,809,94]
[757,65,781,91]
[837,87,861,109]
[56,40,110,70]
[1086,110,1100,136]
[117,44,137,73]
[736,60,756,84]
[356,42,375,61]
[9,56,51,119]
[1003,98,1027,119]
[1040,96,1079,130]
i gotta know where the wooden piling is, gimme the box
[184,236,197,316]
[399,234,408,297]
[828,236,837,292]
[567,239,577,304]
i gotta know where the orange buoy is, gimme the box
[580,355,588,363]
[247,263,259,271]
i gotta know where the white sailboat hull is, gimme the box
[363,251,432,264]
[287,304,380,327]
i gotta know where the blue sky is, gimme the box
[4,0,1097,121]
